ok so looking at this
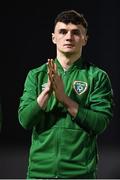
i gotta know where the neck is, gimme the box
[57,51,82,70]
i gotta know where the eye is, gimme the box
[59,29,67,34]
[72,30,81,36]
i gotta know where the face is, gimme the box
[52,22,88,56]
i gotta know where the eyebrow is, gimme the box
[58,28,81,35]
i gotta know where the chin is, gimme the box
[63,51,75,56]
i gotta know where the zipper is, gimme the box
[54,126,60,177]
[54,125,63,178]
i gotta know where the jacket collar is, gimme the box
[54,57,84,73]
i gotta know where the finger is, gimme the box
[50,74,57,89]
[48,59,55,75]
[52,80,57,90]
[48,60,53,78]
[48,59,53,69]
[50,59,54,69]
[47,61,51,79]
[49,59,57,74]
[54,63,57,73]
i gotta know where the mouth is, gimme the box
[64,44,74,48]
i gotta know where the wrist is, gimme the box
[43,86,52,95]
[61,94,79,117]
[58,93,67,104]
[61,94,69,105]
[37,87,52,109]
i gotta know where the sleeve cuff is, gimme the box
[73,106,88,124]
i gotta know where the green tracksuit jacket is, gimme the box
[18,58,113,179]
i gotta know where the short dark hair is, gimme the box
[54,10,88,30]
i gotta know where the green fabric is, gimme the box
[18,58,113,178]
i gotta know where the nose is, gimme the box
[66,31,73,40]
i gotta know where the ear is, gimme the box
[52,33,56,44]
[82,35,88,46]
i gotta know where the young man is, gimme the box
[18,10,113,179]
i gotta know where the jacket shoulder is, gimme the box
[85,61,109,78]
[30,63,47,74]
[24,63,47,84]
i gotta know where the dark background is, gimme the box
[0,0,120,178]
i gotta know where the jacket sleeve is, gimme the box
[73,71,114,135]
[18,70,45,130]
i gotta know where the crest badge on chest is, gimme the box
[73,81,88,95]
